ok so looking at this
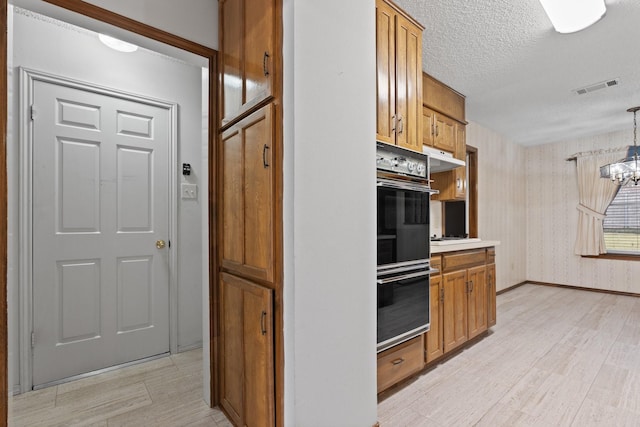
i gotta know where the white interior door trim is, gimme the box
[18,67,179,392]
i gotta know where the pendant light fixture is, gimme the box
[600,107,640,186]
[538,0,606,34]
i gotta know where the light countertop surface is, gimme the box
[430,240,501,254]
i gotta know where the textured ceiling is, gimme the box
[395,0,640,146]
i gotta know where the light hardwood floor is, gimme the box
[9,349,232,427]
[378,283,640,426]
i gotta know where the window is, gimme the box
[603,185,640,254]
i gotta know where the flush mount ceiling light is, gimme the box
[539,0,606,34]
[600,107,640,186]
[98,34,138,53]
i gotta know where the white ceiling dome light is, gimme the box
[539,0,606,33]
[98,33,138,53]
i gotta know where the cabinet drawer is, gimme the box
[487,247,495,264]
[442,249,486,272]
[431,255,442,272]
[377,336,424,393]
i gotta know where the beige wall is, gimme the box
[468,122,527,292]
[526,130,640,292]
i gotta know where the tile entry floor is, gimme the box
[9,349,232,427]
[378,283,640,426]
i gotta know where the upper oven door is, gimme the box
[377,177,432,269]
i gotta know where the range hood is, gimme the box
[422,146,465,173]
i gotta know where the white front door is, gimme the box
[31,78,171,387]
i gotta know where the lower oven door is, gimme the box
[377,267,433,352]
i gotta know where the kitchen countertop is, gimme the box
[430,240,501,254]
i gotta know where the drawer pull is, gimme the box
[391,358,405,366]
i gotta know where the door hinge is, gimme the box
[29,105,35,121]
[168,240,171,249]
[31,331,35,348]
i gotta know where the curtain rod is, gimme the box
[565,146,627,161]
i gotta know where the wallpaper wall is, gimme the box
[526,129,640,293]
[468,122,527,292]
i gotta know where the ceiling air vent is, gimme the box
[574,78,620,95]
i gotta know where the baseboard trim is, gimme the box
[177,342,203,353]
[527,280,640,298]
[496,281,528,295]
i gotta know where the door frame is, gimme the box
[19,68,179,392]
[0,0,219,422]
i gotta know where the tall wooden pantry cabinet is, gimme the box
[218,0,282,425]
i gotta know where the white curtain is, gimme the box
[574,152,621,255]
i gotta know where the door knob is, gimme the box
[156,240,166,249]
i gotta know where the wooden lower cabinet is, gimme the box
[487,262,497,327]
[467,265,488,340]
[380,248,497,392]
[377,335,424,393]
[425,274,443,363]
[442,270,468,352]
[220,272,275,427]
[425,248,496,365]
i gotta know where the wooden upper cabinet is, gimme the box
[221,104,275,283]
[376,0,423,152]
[220,0,274,127]
[431,121,466,201]
[376,0,396,146]
[422,107,457,154]
[220,272,274,427]
[455,123,466,160]
[422,106,436,147]
[422,73,465,123]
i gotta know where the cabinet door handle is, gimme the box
[261,310,267,336]
[397,115,404,134]
[470,280,474,292]
[263,144,270,168]
[440,287,444,302]
[392,358,405,365]
[263,51,270,76]
[391,114,396,133]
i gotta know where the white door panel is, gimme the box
[32,79,171,387]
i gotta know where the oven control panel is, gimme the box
[376,143,428,179]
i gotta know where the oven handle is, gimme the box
[377,178,439,194]
[376,269,436,285]
[378,262,430,276]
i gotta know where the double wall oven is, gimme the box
[376,143,437,352]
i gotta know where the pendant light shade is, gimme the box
[539,0,606,34]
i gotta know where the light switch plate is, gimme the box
[181,183,198,200]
